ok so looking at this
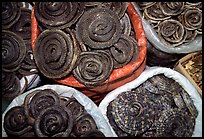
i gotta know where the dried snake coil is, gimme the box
[158,19,185,47]
[34,29,79,79]
[2,71,21,100]
[2,30,26,72]
[159,2,185,16]
[110,34,138,69]
[11,8,31,40]
[2,2,21,29]
[155,108,195,137]
[73,50,113,87]
[110,91,156,136]
[72,113,97,136]
[76,7,122,49]
[35,2,84,29]
[34,105,73,137]
[3,106,32,136]
[98,2,128,19]
[24,89,60,125]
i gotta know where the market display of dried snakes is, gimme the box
[2,2,38,100]
[107,74,198,137]
[3,89,105,137]
[137,2,202,47]
[33,2,139,89]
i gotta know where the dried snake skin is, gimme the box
[98,2,128,19]
[2,2,21,29]
[34,29,79,79]
[34,105,73,137]
[120,13,131,36]
[111,91,156,136]
[76,7,122,49]
[18,40,38,77]
[24,89,60,125]
[65,97,85,120]
[84,2,102,7]
[108,74,197,137]
[158,19,185,47]
[180,89,198,118]
[2,30,26,72]
[3,106,32,136]
[11,8,31,40]
[80,129,105,137]
[143,3,171,21]
[107,103,131,137]
[159,2,185,16]
[182,8,202,30]
[110,34,138,69]
[2,71,21,100]
[155,108,195,137]
[72,113,97,137]
[137,2,156,11]
[73,50,113,88]
[183,29,198,44]
[185,2,202,9]
[35,2,84,29]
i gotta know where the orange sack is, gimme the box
[31,2,147,104]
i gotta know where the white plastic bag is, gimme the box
[2,85,115,137]
[99,66,202,137]
[131,2,202,54]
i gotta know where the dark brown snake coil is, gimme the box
[76,7,122,49]
[11,8,31,40]
[65,97,85,120]
[18,41,38,77]
[111,91,156,136]
[110,34,138,69]
[34,29,79,79]
[159,2,185,16]
[73,50,113,88]
[3,106,32,136]
[35,2,84,29]
[34,105,73,137]
[98,2,128,19]
[120,13,131,36]
[2,71,21,100]
[24,89,60,125]
[2,30,26,72]
[80,129,105,137]
[2,2,21,29]
[158,19,185,47]
[72,113,97,137]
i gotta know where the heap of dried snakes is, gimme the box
[107,74,198,137]
[136,2,202,47]
[2,2,38,100]
[33,2,139,87]
[3,89,105,137]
